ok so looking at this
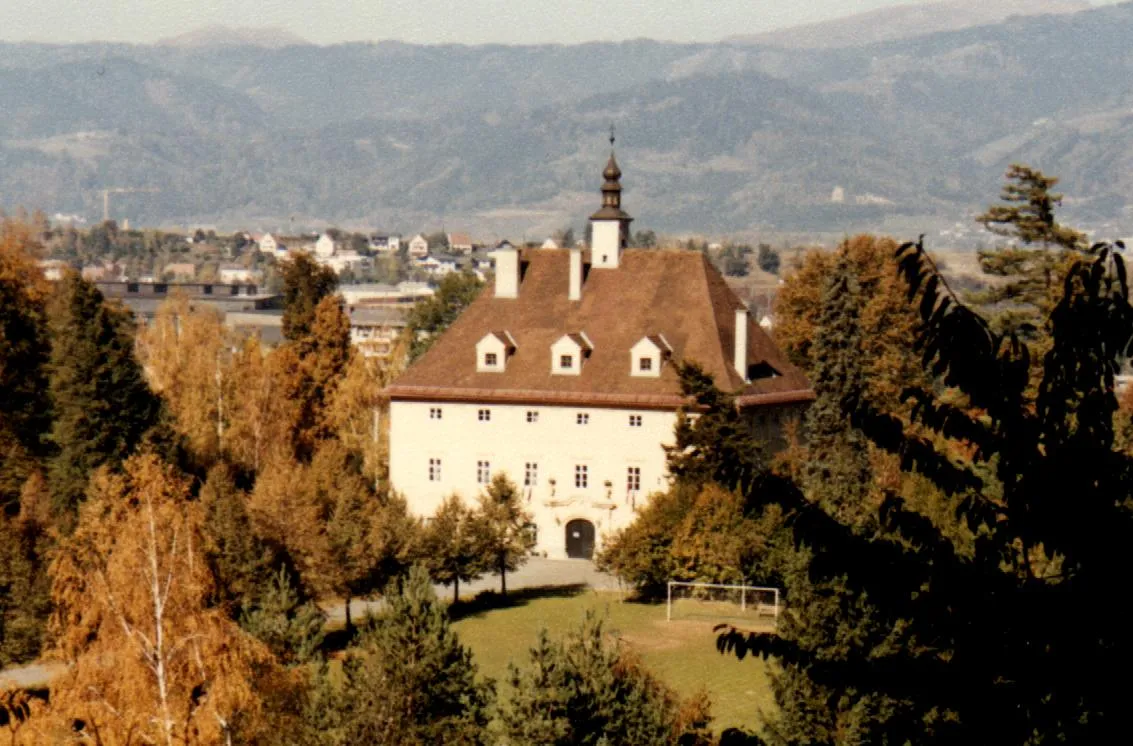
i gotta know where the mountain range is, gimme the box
[1,0,1132,239]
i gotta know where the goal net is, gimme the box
[666,581,780,626]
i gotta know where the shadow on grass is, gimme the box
[448,583,590,622]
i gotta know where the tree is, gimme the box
[499,611,706,746]
[424,231,450,251]
[773,235,930,418]
[970,165,1087,386]
[293,295,353,456]
[0,474,53,667]
[633,229,657,248]
[224,338,302,473]
[41,455,280,745]
[756,243,780,275]
[404,271,483,361]
[240,567,325,666]
[469,474,536,596]
[335,566,494,745]
[281,252,338,342]
[46,273,165,522]
[421,495,482,603]
[718,237,1133,743]
[0,218,52,510]
[137,295,231,469]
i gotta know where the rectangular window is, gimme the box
[639,357,653,371]
[428,458,442,482]
[629,414,642,427]
[477,460,491,484]
[478,409,491,422]
[484,352,498,366]
[560,354,574,369]
[430,407,443,420]
[577,413,589,425]
[575,464,589,489]
[203,284,213,295]
[627,466,641,493]
[126,283,139,293]
[526,410,539,423]
[154,283,168,294]
[525,462,538,487]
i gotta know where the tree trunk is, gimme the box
[454,577,459,604]
[499,554,507,596]
[344,593,352,636]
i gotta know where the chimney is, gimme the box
[569,248,582,301]
[734,308,748,380]
[491,248,519,299]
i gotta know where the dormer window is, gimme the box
[551,332,593,376]
[476,331,516,373]
[630,334,672,378]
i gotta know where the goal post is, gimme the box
[666,581,781,625]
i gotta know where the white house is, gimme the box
[449,232,474,254]
[219,265,263,284]
[385,150,812,560]
[408,234,429,258]
[370,234,402,253]
[256,233,279,254]
[315,233,337,258]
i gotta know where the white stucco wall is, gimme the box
[389,400,676,558]
[590,221,622,268]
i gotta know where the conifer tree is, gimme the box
[500,611,697,746]
[0,218,52,509]
[281,252,337,342]
[971,165,1086,348]
[404,271,483,362]
[421,494,482,603]
[294,295,353,456]
[718,237,1133,744]
[469,473,536,596]
[337,566,494,745]
[46,273,165,521]
[0,474,53,667]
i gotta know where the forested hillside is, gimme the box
[3,2,1133,234]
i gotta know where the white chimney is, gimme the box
[734,308,748,380]
[491,248,519,299]
[569,248,582,301]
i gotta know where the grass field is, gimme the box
[450,587,777,734]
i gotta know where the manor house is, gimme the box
[385,148,812,559]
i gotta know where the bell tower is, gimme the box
[589,126,633,269]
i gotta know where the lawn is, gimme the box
[450,587,777,735]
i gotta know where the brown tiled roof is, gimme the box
[387,249,811,408]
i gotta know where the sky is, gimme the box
[0,0,1124,46]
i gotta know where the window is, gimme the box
[526,410,539,423]
[576,413,589,425]
[154,283,168,294]
[478,409,491,422]
[629,414,642,428]
[484,352,498,366]
[428,458,442,482]
[525,462,538,487]
[575,464,589,489]
[477,460,491,484]
[126,283,139,293]
[203,284,213,295]
[639,357,653,371]
[560,354,574,369]
[627,467,641,493]
[430,407,443,420]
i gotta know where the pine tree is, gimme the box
[281,252,338,342]
[0,218,52,509]
[239,567,326,666]
[718,237,1133,743]
[404,271,483,361]
[499,611,693,746]
[337,565,494,745]
[421,494,482,603]
[971,165,1086,350]
[0,474,53,667]
[46,273,165,522]
[469,473,536,596]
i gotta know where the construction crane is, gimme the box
[100,187,160,223]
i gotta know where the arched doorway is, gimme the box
[565,519,596,559]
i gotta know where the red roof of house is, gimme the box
[386,249,811,409]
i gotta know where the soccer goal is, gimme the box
[666,581,780,625]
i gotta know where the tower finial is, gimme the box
[609,123,615,149]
